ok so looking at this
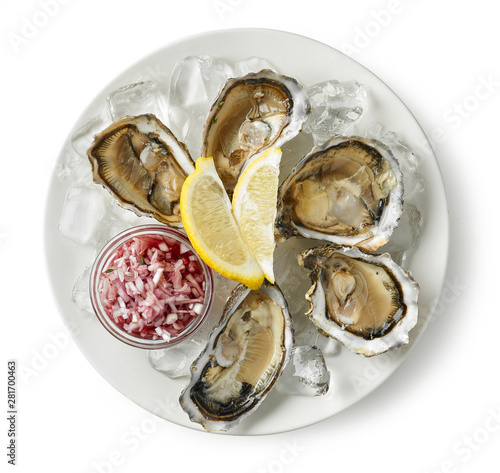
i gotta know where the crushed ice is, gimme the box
[304,80,366,145]
[58,54,424,384]
[277,346,331,397]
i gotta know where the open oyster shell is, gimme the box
[180,281,294,432]
[202,69,310,194]
[88,114,195,226]
[298,244,419,357]
[275,137,404,251]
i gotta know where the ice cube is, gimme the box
[166,107,191,142]
[364,121,384,139]
[380,131,424,199]
[58,186,106,244]
[71,112,110,158]
[55,150,93,186]
[148,339,204,378]
[90,197,153,249]
[168,56,212,158]
[179,110,204,159]
[295,327,341,357]
[169,56,209,109]
[91,215,130,249]
[277,346,331,397]
[107,81,166,122]
[291,305,341,357]
[379,203,423,267]
[107,196,147,223]
[62,112,111,185]
[234,57,279,76]
[71,264,94,313]
[197,54,234,103]
[304,80,366,145]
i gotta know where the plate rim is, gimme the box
[44,27,449,435]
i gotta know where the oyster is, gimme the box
[180,281,294,432]
[88,114,195,226]
[275,137,403,251]
[298,244,419,357]
[202,69,310,194]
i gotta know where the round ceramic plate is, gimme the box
[45,28,448,435]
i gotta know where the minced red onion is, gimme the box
[99,234,206,340]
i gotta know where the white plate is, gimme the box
[45,28,448,435]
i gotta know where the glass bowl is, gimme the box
[89,224,214,349]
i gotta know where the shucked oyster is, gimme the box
[298,244,419,357]
[202,69,310,194]
[88,114,195,226]
[275,137,403,251]
[180,281,294,432]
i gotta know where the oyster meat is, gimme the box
[88,114,195,226]
[180,281,294,432]
[202,69,310,194]
[275,137,403,251]
[298,244,419,357]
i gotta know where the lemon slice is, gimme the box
[180,157,264,290]
[232,147,282,284]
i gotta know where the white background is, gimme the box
[1,0,499,472]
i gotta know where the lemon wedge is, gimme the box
[180,157,265,290]
[232,147,282,284]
